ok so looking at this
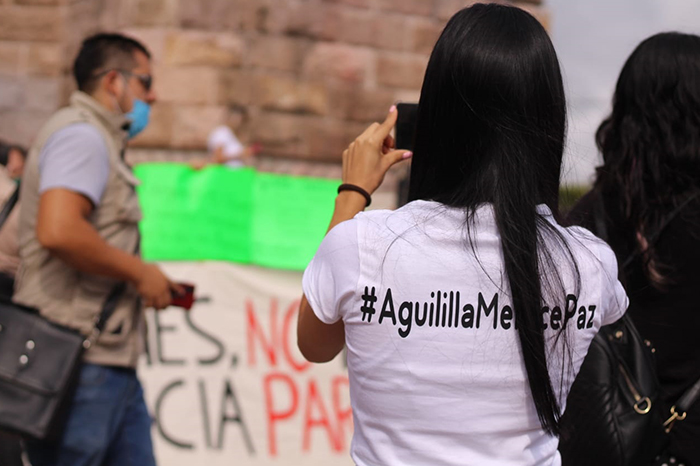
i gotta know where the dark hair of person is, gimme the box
[594,32,700,288]
[0,141,27,167]
[73,32,151,94]
[408,3,577,435]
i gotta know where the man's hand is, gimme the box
[37,189,182,310]
[134,263,181,310]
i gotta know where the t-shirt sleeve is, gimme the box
[302,219,360,324]
[599,243,629,325]
[38,123,110,206]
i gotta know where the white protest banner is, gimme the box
[139,262,353,466]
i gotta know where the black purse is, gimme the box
[0,283,127,441]
[560,194,700,466]
[559,313,666,465]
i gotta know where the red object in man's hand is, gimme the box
[171,283,196,310]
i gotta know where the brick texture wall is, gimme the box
[0,0,546,179]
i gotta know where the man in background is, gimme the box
[14,33,179,466]
[0,141,26,295]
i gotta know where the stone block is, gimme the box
[250,36,308,73]
[262,0,311,36]
[0,5,63,42]
[180,0,272,33]
[371,13,411,52]
[219,70,256,107]
[334,5,376,47]
[223,0,271,32]
[321,0,372,8]
[409,17,442,55]
[27,42,65,76]
[178,0,235,30]
[155,66,221,105]
[61,0,106,62]
[0,42,25,76]
[164,31,244,68]
[251,112,305,145]
[377,0,435,16]
[304,117,366,161]
[377,52,427,89]
[170,105,227,149]
[120,28,168,64]
[14,0,61,5]
[129,102,175,148]
[123,0,179,27]
[302,43,375,86]
[328,86,396,123]
[0,77,24,108]
[262,0,337,39]
[0,108,53,147]
[435,0,481,21]
[255,75,328,116]
[23,76,62,111]
[251,112,309,159]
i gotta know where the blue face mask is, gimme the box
[125,99,151,139]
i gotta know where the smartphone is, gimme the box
[171,283,196,310]
[395,102,419,152]
[395,103,418,208]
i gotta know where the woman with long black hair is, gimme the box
[298,4,628,465]
[567,32,700,466]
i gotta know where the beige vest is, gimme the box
[14,91,145,368]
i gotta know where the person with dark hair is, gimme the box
[13,32,180,465]
[566,32,700,466]
[0,140,26,294]
[297,4,628,465]
[0,141,25,466]
[0,142,27,180]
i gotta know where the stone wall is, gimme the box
[0,0,546,176]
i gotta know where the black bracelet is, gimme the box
[337,183,371,207]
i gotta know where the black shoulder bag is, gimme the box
[0,277,128,441]
[559,194,700,466]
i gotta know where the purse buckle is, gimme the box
[634,397,652,414]
[663,406,687,433]
[83,328,101,349]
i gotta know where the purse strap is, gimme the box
[0,184,20,229]
[84,237,140,349]
[593,191,700,431]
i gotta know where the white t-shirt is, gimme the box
[207,125,245,168]
[302,200,628,466]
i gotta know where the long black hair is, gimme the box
[408,3,574,435]
[594,32,700,288]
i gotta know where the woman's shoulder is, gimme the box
[547,209,618,272]
[563,189,601,230]
[355,200,447,231]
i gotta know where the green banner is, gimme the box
[135,164,337,270]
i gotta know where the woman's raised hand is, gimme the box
[342,106,412,195]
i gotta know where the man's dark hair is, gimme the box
[0,141,27,167]
[73,33,151,94]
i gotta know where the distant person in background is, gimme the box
[0,142,26,181]
[0,141,25,466]
[567,32,700,466]
[190,125,261,170]
[0,141,26,295]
